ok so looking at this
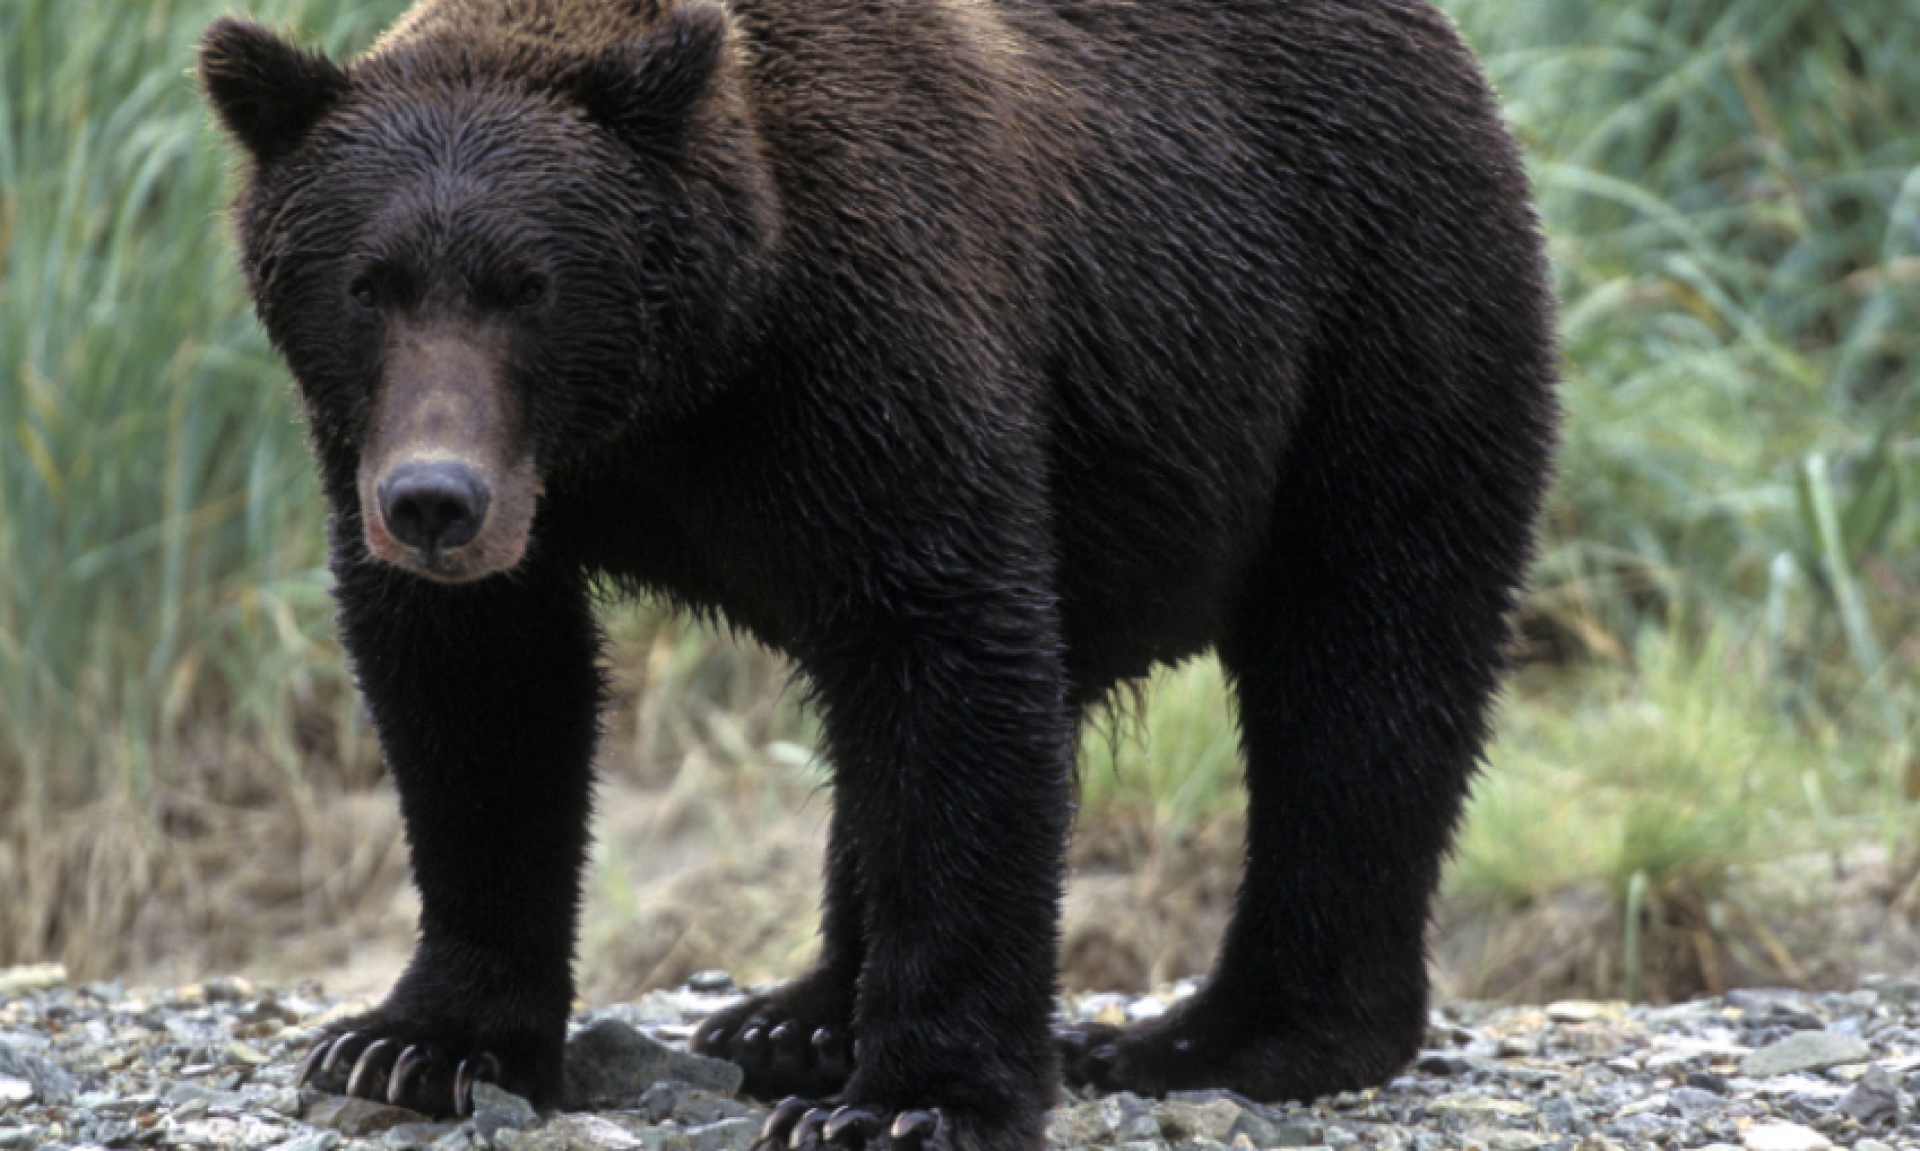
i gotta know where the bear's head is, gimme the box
[199,3,777,582]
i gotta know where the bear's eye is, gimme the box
[349,277,378,310]
[513,275,548,309]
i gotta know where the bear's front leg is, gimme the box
[297,550,601,1117]
[765,592,1076,1151]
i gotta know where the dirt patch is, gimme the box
[186,772,1920,1010]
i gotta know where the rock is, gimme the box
[1128,997,1170,1022]
[1665,1087,1727,1117]
[1836,1064,1900,1124]
[381,1121,462,1147]
[685,1117,759,1151]
[1546,1001,1618,1024]
[563,1020,743,1108]
[1739,1122,1832,1151]
[0,1041,76,1104]
[686,972,736,994]
[1413,1052,1474,1077]
[304,1093,427,1137]
[634,1082,760,1126]
[1425,1095,1534,1123]
[496,1130,571,1151]
[1155,1098,1243,1143]
[471,1080,542,1144]
[1046,1101,1109,1147]
[549,1115,650,1151]
[0,965,68,997]
[1740,1032,1873,1078]
[271,1134,345,1151]
[1688,1071,1732,1094]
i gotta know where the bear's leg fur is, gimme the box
[296,549,602,1116]
[1063,314,1553,1102]
[689,799,864,1098]
[750,586,1077,1150]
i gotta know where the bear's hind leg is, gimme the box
[691,798,863,1099]
[1063,328,1554,1101]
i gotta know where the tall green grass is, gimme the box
[0,0,404,966]
[1456,0,1920,722]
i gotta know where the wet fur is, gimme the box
[201,0,1558,1142]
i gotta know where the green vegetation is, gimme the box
[2,0,1916,992]
[0,0,405,971]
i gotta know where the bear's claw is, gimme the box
[756,1097,945,1151]
[296,1029,502,1116]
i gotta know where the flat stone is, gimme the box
[685,1117,759,1151]
[304,1094,427,1137]
[1546,1001,1619,1024]
[564,1020,743,1108]
[1740,1122,1832,1151]
[1156,1099,1243,1143]
[381,1121,462,1147]
[548,1114,649,1151]
[495,1130,571,1151]
[1740,1032,1872,1078]
[636,1082,760,1126]
[1414,1051,1474,1076]
[0,964,68,997]
[1426,1094,1534,1122]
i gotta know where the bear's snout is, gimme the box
[354,323,539,584]
[379,460,492,554]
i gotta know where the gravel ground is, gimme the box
[1,963,1915,1151]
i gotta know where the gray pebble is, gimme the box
[1741,1031,1874,1078]
[1836,1064,1901,1124]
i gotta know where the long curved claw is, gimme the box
[889,1109,942,1151]
[454,1058,477,1117]
[823,1106,875,1146]
[386,1044,423,1105]
[790,1107,830,1149]
[320,1031,360,1076]
[756,1097,811,1151]
[347,1039,391,1098]
[296,1036,337,1087]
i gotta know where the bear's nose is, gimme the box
[379,460,491,552]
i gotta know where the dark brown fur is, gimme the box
[200,0,1558,1146]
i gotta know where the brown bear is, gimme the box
[198,0,1557,1147]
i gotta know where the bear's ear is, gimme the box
[561,2,729,149]
[199,17,349,165]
